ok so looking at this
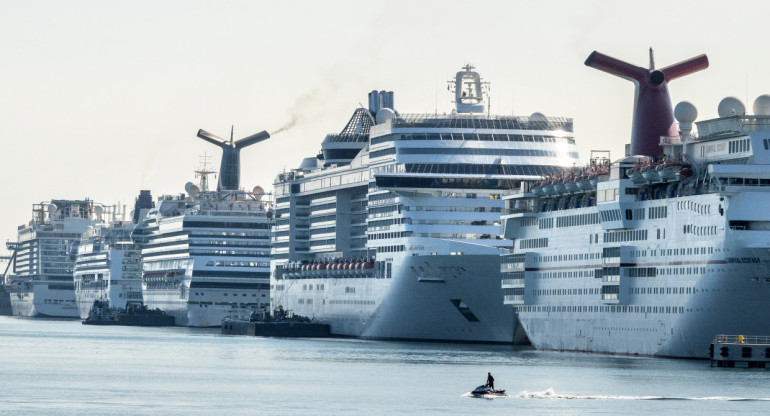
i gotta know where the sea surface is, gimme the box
[0,316,768,415]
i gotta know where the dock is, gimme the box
[221,318,331,338]
[710,335,770,368]
[0,286,11,316]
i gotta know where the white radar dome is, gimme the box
[185,182,200,197]
[252,185,264,195]
[375,108,396,124]
[718,96,746,118]
[753,94,770,116]
[674,101,698,123]
[530,112,547,121]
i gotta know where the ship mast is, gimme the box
[194,153,217,192]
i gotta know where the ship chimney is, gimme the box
[585,49,708,157]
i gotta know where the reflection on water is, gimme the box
[1,317,768,416]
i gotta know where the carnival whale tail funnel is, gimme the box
[585,49,708,157]
[197,127,270,191]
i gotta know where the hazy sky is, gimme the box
[2,0,770,243]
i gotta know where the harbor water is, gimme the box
[0,316,768,415]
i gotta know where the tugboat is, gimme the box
[82,300,174,326]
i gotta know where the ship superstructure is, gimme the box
[500,51,770,358]
[7,199,104,317]
[270,65,579,343]
[141,143,273,327]
[73,191,153,319]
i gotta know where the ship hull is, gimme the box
[8,283,79,318]
[75,280,143,320]
[142,258,268,327]
[517,247,770,358]
[276,254,519,343]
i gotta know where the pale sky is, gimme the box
[2,0,770,244]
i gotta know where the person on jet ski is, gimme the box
[486,372,495,390]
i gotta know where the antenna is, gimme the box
[194,152,217,192]
[649,47,655,70]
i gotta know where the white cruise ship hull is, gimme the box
[142,258,268,327]
[518,248,770,358]
[506,183,770,358]
[9,283,79,318]
[75,280,143,320]
[278,254,520,343]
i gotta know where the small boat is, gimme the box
[471,384,507,397]
[82,300,175,326]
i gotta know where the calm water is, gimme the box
[0,316,768,415]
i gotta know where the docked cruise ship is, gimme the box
[270,65,579,343]
[73,191,153,319]
[140,132,273,327]
[500,50,770,358]
[6,199,104,317]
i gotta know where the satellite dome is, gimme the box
[530,112,547,121]
[252,185,264,195]
[753,94,770,116]
[185,182,200,197]
[376,108,396,124]
[674,101,698,124]
[717,96,746,118]
[47,204,57,220]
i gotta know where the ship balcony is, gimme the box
[501,277,524,289]
[503,295,524,305]
[600,284,619,304]
[500,262,524,273]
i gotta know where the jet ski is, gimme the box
[471,384,507,397]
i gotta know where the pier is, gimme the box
[710,335,770,368]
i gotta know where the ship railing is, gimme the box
[502,207,533,215]
[714,334,770,345]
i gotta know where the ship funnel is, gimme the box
[368,90,395,115]
[197,128,270,191]
[585,49,708,156]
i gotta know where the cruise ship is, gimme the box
[270,65,579,343]
[73,191,153,319]
[140,132,273,327]
[500,50,770,358]
[6,199,104,317]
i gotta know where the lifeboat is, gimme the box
[577,173,593,191]
[362,258,375,276]
[566,175,581,193]
[317,261,328,277]
[531,180,545,196]
[284,261,297,278]
[657,160,681,181]
[642,162,661,182]
[553,177,568,194]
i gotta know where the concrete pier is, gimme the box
[711,335,770,368]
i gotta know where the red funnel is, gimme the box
[585,50,708,157]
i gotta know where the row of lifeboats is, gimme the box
[626,157,692,184]
[531,166,610,196]
[282,257,375,278]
